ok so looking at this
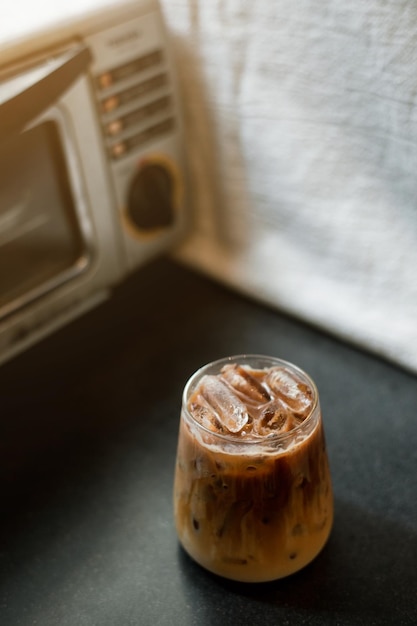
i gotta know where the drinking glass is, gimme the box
[173,355,333,583]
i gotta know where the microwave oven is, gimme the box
[0,0,189,364]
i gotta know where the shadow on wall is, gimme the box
[171,32,252,252]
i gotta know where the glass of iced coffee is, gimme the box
[173,355,333,583]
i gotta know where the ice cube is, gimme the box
[256,400,294,435]
[221,364,271,404]
[189,402,223,433]
[265,367,313,417]
[199,374,249,433]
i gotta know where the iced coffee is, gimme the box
[173,355,333,583]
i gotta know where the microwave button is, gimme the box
[105,96,170,136]
[98,72,113,89]
[109,118,174,160]
[106,119,123,136]
[127,118,174,149]
[99,73,168,114]
[142,95,170,116]
[95,50,163,91]
[101,96,119,114]
[110,142,127,159]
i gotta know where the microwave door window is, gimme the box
[0,122,89,317]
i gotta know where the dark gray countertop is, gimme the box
[1,258,416,626]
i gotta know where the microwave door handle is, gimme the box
[0,44,92,143]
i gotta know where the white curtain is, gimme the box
[162,0,417,373]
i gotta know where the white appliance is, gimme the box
[0,0,189,364]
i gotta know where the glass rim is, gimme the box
[182,354,320,445]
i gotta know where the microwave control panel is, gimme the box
[85,9,187,270]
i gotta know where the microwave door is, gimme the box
[0,45,91,143]
[0,46,94,321]
[0,122,91,318]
